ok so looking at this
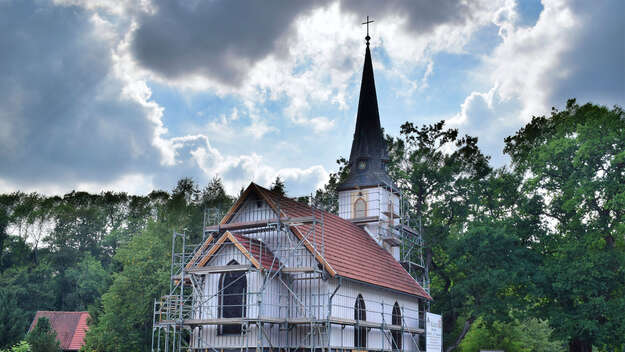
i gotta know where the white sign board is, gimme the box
[426,312,443,352]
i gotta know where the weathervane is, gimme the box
[362,16,374,46]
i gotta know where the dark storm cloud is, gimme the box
[0,0,160,186]
[131,0,329,86]
[549,0,625,107]
[130,0,482,86]
[340,0,475,34]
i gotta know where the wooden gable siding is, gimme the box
[227,196,318,272]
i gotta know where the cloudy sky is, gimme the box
[0,0,623,196]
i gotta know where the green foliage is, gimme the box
[269,176,287,196]
[26,317,60,352]
[449,219,537,324]
[1,341,31,352]
[0,288,28,348]
[65,254,111,310]
[312,157,349,213]
[83,221,172,351]
[0,263,56,330]
[386,120,517,349]
[0,177,233,349]
[505,100,625,349]
[83,177,231,351]
[459,317,565,352]
[0,205,9,269]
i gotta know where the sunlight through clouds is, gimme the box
[0,0,622,195]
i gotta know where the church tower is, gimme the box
[337,31,402,260]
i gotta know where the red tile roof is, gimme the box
[222,183,431,300]
[29,311,90,351]
[231,233,282,271]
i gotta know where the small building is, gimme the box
[29,311,90,351]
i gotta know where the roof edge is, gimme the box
[337,275,432,301]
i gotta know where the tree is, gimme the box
[0,205,8,269]
[26,317,60,352]
[459,317,565,352]
[201,177,232,210]
[504,100,625,351]
[312,157,349,213]
[0,288,28,349]
[200,177,235,223]
[64,254,110,310]
[83,221,174,351]
[386,121,497,350]
[269,176,286,196]
[441,215,538,352]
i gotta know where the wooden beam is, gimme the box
[196,232,229,267]
[185,234,214,269]
[226,232,262,270]
[206,219,279,232]
[186,264,253,274]
[281,266,316,273]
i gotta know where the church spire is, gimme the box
[337,27,396,192]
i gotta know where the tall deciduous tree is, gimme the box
[83,220,172,351]
[504,100,625,351]
[386,121,539,351]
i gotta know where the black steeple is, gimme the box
[337,33,397,192]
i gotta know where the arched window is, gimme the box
[354,197,366,218]
[392,302,402,351]
[219,260,246,334]
[354,294,367,349]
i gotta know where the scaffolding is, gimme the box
[152,189,429,352]
[337,184,429,294]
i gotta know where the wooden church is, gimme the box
[153,32,431,352]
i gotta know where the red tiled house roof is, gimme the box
[29,311,89,351]
[220,183,431,300]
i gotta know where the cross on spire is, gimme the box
[362,16,374,45]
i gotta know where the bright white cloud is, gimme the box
[1,0,622,197]
[449,0,624,165]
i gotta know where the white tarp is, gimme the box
[426,312,443,352]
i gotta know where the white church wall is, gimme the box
[195,244,261,348]
[338,187,400,222]
[326,278,421,351]
[195,242,293,349]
